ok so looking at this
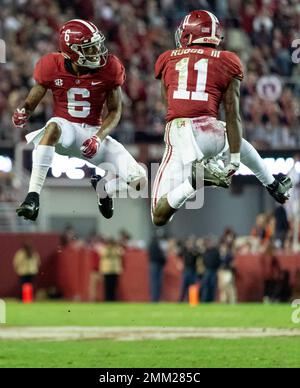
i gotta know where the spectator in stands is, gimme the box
[119,229,132,248]
[148,231,166,302]
[220,227,236,247]
[274,205,289,248]
[262,243,291,303]
[195,237,205,284]
[278,270,292,302]
[60,224,77,247]
[176,237,198,302]
[13,242,41,298]
[251,213,273,247]
[263,251,280,303]
[201,238,221,303]
[88,235,103,302]
[100,238,124,302]
[218,241,237,304]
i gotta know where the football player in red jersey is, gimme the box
[152,10,292,226]
[12,19,146,221]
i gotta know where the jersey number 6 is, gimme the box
[173,58,209,101]
[67,88,91,118]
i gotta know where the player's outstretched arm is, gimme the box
[222,78,243,177]
[12,84,47,128]
[23,84,47,115]
[97,86,122,141]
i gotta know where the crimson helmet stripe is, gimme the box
[88,21,99,32]
[69,19,97,33]
[182,14,191,28]
[204,11,219,37]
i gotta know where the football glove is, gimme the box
[12,108,29,128]
[80,135,101,159]
[222,162,240,177]
[222,153,240,177]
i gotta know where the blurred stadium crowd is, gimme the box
[1,0,300,150]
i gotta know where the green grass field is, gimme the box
[1,301,300,368]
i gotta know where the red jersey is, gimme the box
[155,46,243,122]
[34,52,125,126]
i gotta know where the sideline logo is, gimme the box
[0,39,6,63]
[291,299,300,324]
[0,299,6,324]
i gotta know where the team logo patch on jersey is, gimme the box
[55,79,63,86]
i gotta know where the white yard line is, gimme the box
[0,327,300,341]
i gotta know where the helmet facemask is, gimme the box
[71,32,108,69]
[175,25,183,48]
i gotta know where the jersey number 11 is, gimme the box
[173,58,208,101]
